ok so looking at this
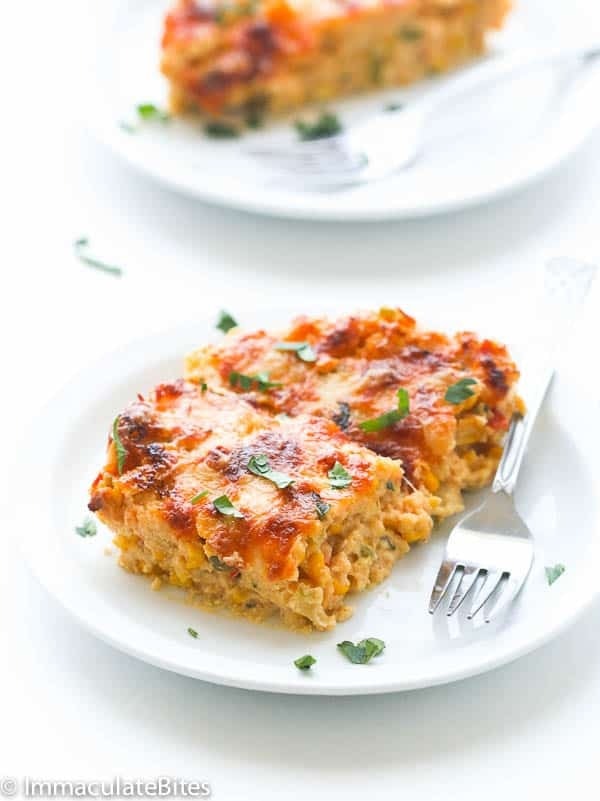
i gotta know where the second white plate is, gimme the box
[86,0,600,220]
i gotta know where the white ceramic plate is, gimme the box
[13,308,600,695]
[85,0,600,221]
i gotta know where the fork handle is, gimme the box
[418,41,600,117]
[493,258,597,495]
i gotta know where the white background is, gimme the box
[2,1,600,799]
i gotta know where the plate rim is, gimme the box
[11,319,600,695]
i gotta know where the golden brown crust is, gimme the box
[89,379,433,628]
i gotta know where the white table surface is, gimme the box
[2,1,600,798]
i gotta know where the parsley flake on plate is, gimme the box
[190,490,209,505]
[229,371,282,392]
[359,388,410,432]
[187,627,199,638]
[294,654,316,670]
[75,516,97,538]
[74,237,123,277]
[445,378,477,404]
[274,341,317,363]
[137,103,170,122]
[328,461,352,489]
[337,637,385,664]
[112,416,128,474]
[213,495,244,518]
[295,112,342,141]
[204,121,240,139]
[247,454,294,489]
[216,310,238,333]
[545,563,566,585]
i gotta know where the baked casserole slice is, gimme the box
[185,308,524,517]
[89,380,432,631]
[161,0,511,123]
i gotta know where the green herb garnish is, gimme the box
[137,103,170,122]
[229,371,282,392]
[190,490,209,505]
[213,495,244,518]
[295,112,342,141]
[294,654,316,670]
[274,341,317,363]
[75,517,97,538]
[216,310,238,333]
[545,563,565,586]
[112,416,128,474]
[200,382,208,393]
[384,102,404,112]
[328,461,352,489]
[74,238,122,277]
[445,378,477,404]
[386,480,395,491]
[187,627,199,638]
[337,637,385,664]
[204,122,240,139]
[248,454,294,489]
[332,401,351,431]
[398,26,423,41]
[359,388,410,432]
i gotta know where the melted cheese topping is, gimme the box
[185,308,523,488]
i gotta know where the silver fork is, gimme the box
[428,414,537,624]
[248,42,600,186]
[428,258,596,623]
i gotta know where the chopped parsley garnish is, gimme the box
[359,388,410,432]
[445,378,477,404]
[386,480,395,491]
[200,382,208,393]
[137,103,170,122]
[112,416,128,474]
[337,637,385,664]
[274,341,317,363]
[398,25,423,41]
[384,102,404,112]
[204,121,240,139]
[229,371,282,392]
[332,401,352,431]
[190,490,209,505]
[315,498,331,520]
[294,654,316,670]
[216,310,238,333]
[213,495,244,518]
[187,627,199,638]
[74,237,123,277]
[75,516,97,538]
[545,563,565,586]
[328,461,352,489]
[295,112,342,141]
[247,454,294,489]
